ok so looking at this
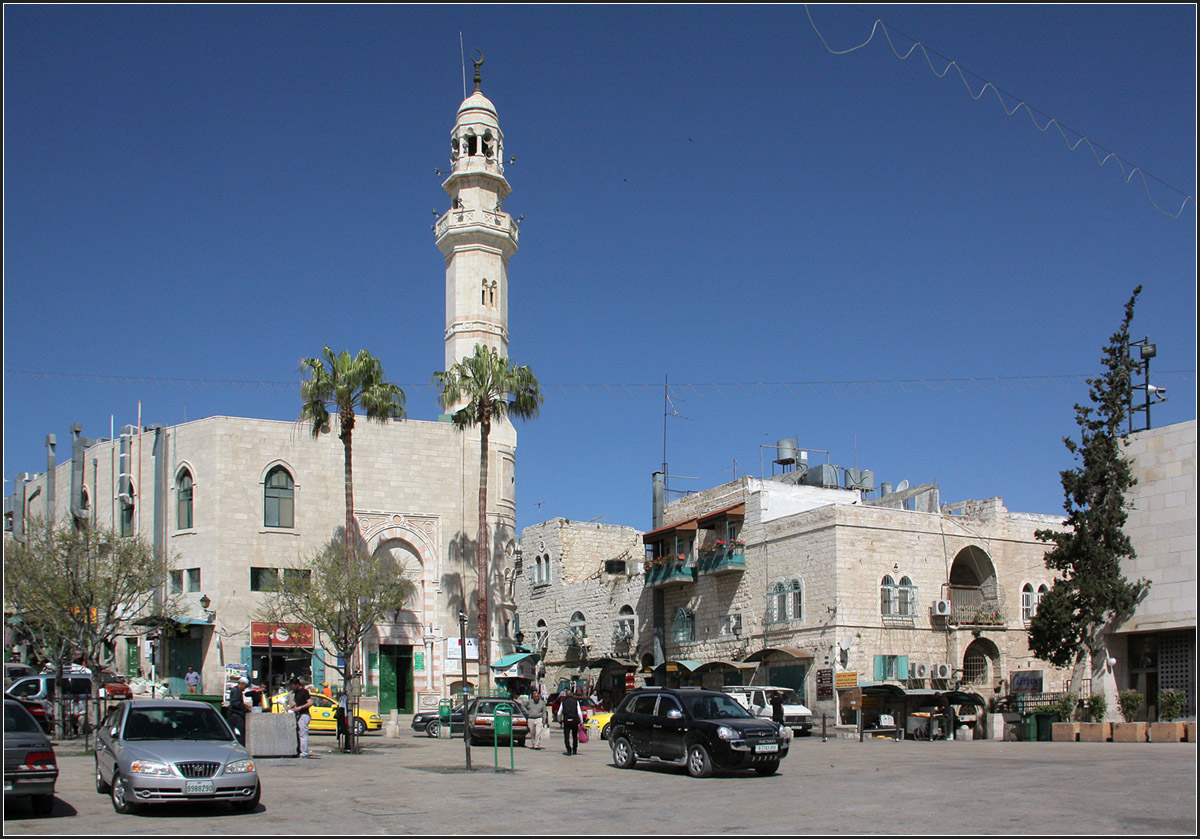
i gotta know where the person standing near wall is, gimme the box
[287,676,314,758]
[228,677,249,746]
[185,666,201,695]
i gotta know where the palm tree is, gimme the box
[433,344,542,688]
[300,347,406,550]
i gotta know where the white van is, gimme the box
[723,686,813,735]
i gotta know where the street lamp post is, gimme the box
[1129,338,1167,433]
[459,610,471,771]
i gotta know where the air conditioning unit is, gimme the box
[912,662,931,679]
[931,599,952,617]
[932,663,953,679]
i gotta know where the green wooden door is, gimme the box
[378,645,414,715]
[379,650,397,714]
[768,663,808,704]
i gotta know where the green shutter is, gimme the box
[898,655,909,679]
[240,645,252,672]
[312,652,326,687]
[873,655,884,681]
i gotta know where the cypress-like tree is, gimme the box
[1029,286,1151,690]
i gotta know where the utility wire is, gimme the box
[804,5,1195,219]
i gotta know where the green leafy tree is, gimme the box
[1029,287,1150,690]
[258,539,415,752]
[433,344,542,688]
[5,517,171,731]
[299,347,406,549]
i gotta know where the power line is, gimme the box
[803,5,1196,219]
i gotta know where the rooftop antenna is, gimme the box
[662,374,692,498]
[459,33,466,99]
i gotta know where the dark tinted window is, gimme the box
[5,701,42,734]
[631,694,658,715]
[658,696,683,716]
[124,706,233,741]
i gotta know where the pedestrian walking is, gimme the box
[229,676,249,745]
[185,665,201,695]
[524,693,548,750]
[559,691,582,755]
[287,676,314,757]
[335,690,350,751]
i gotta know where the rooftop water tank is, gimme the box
[776,438,798,465]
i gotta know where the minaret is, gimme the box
[435,54,518,382]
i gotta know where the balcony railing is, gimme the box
[644,561,696,587]
[698,547,746,575]
[948,585,1005,626]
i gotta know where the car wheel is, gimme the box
[601,723,611,741]
[110,773,139,814]
[754,760,780,776]
[686,743,713,778]
[353,717,367,736]
[612,735,637,769]
[95,757,110,794]
[425,720,440,738]
[31,793,54,815]
[230,782,261,813]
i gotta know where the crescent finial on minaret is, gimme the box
[472,49,484,92]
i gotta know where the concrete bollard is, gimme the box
[384,709,400,738]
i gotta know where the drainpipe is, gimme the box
[45,435,56,525]
[10,473,33,542]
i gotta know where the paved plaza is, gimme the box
[5,730,1195,834]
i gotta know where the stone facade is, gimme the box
[1106,420,1196,720]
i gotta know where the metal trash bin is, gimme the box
[1035,712,1056,742]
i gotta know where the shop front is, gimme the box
[490,652,539,698]
[249,622,314,695]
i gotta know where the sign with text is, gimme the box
[1010,669,1044,694]
[447,637,479,661]
[835,670,858,689]
[816,668,834,700]
[250,622,313,648]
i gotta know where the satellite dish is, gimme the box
[895,479,909,493]
[838,635,854,651]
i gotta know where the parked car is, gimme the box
[4,663,37,689]
[589,710,615,740]
[5,672,130,733]
[463,697,529,746]
[411,703,465,738]
[722,686,813,735]
[608,687,789,778]
[267,690,382,735]
[4,699,58,815]
[7,695,52,734]
[94,699,260,814]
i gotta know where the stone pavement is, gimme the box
[5,730,1195,834]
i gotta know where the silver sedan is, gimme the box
[94,699,260,814]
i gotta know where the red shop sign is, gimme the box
[250,622,314,647]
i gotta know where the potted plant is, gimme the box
[1151,689,1185,743]
[1078,693,1111,742]
[1113,690,1147,742]
[1050,693,1080,742]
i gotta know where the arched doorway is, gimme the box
[371,538,424,715]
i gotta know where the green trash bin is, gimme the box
[1020,713,1037,741]
[1035,712,1056,741]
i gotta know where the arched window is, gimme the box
[615,605,635,642]
[570,611,587,643]
[1021,583,1035,623]
[535,619,548,652]
[176,469,194,530]
[769,582,788,623]
[880,575,896,616]
[671,608,695,644]
[264,466,294,528]
[897,576,914,617]
[1036,584,1049,615]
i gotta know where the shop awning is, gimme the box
[742,647,814,663]
[693,659,757,673]
[490,652,539,671]
[587,657,637,670]
[860,682,907,698]
[654,659,703,673]
[131,615,213,628]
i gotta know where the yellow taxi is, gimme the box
[269,690,382,735]
[588,710,615,740]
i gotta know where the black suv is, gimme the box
[608,687,789,777]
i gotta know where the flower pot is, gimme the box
[1078,722,1111,742]
[1051,722,1079,742]
[1112,722,1148,743]
[1150,721,1184,743]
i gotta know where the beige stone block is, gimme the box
[1112,722,1147,743]
[1186,722,1197,743]
[1052,722,1079,742]
[1078,722,1111,742]
[1150,721,1185,743]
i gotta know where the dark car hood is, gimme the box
[697,717,777,735]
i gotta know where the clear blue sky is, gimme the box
[4,4,1196,534]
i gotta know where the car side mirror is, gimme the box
[666,709,683,720]
[110,727,119,737]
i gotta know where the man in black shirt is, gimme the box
[287,677,314,757]
[559,692,582,755]
[228,676,249,745]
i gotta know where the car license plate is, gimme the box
[755,743,779,753]
[185,780,214,794]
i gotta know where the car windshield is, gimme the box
[771,689,802,705]
[681,693,755,720]
[5,702,42,734]
[123,707,234,741]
